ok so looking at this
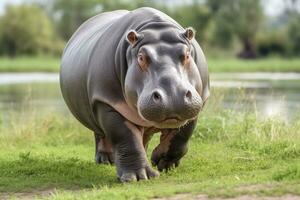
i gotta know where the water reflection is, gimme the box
[0,73,58,85]
[211,72,300,80]
[0,81,67,126]
[212,73,300,120]
[263,100,287,119]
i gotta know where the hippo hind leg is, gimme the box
[94,132,114,165]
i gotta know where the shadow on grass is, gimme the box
[0,155,118,192]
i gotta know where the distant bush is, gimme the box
[256,14,300,57]
[256,30,289,57]
[0,4,64,56]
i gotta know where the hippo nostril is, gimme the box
[185,90,192,99]
[152,91,162,103]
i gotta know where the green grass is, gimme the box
[0,89,299,199]
[208,57,300,72]
[1,56,300,73]
[0,56,60,72]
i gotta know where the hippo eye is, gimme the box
[186,52,190,59]
[181,51,191,66]
[138,53,148,71]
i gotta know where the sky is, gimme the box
[0,0,23,14]
[0,0,295,17]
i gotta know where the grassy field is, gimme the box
[0,57,60,72]
[0,90,299,199]
[209,58,300,72]
[1,56,300,73]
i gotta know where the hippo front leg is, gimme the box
[95,103,159,182]
[151,119,197,172]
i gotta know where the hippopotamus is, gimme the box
[60,7,209,182]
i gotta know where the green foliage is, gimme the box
[0,0,299,58]
[287,14,300,56]
[169,2,211,44]
[207,0,263,57]
[52,0,161,40]
[52,0,101,40]
[256,30,289,57]
[0,4,63,56]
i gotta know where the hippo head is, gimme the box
[124,26,208,129]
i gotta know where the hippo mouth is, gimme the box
[152,116,188,129]
[161,117,181,124]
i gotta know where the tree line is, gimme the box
[0,0,299,58]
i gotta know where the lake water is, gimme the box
[0,72,299,125]
[211,73,300,120]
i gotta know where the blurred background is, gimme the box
[0,0,300,127]
[0,0,299,58]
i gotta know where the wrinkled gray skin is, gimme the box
[60,7,209,182]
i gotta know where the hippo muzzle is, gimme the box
[125,29,205,129]
[138,74,203,128]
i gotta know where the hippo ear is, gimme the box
[126,30,142,46]
[183,27,196,41]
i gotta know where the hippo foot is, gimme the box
[95,151,114,165]
[118,165,159,183]
[152,155,180,172]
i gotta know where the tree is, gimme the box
[0,4,62,56]
[207,0,263,58]
[170,2,211,44]
[51,0,157,40]
[51,0,101,40]
[287,18,300,56]
[284,0,300,55]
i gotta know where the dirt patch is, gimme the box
[1,189,55,200]
[154,184,299,200]
[214,195,300,200]
[154,194,300,200]
[235,183,279,193]
[2,184,299,200]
